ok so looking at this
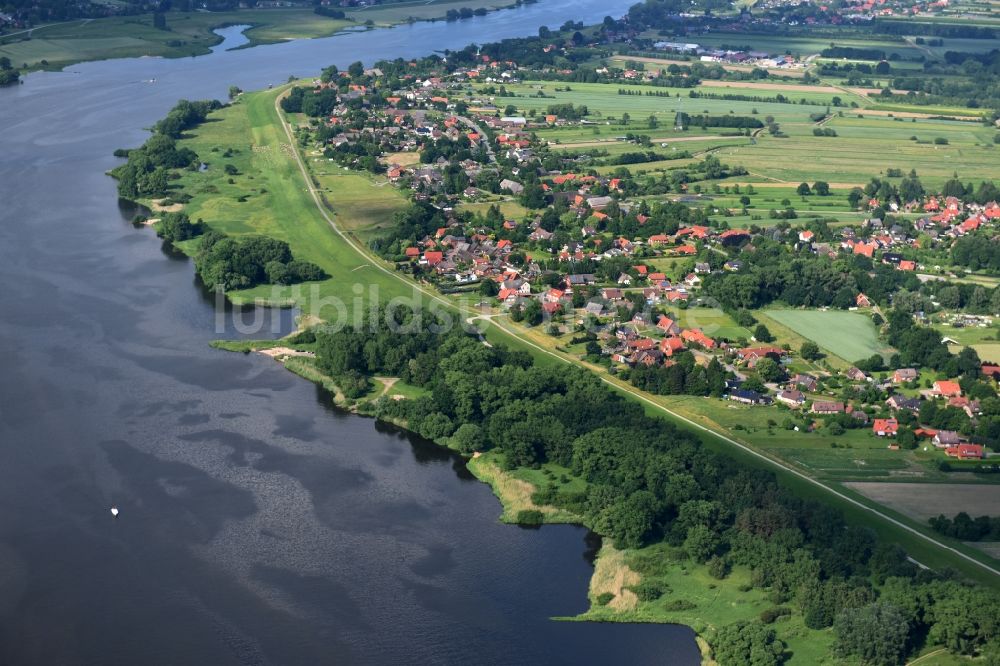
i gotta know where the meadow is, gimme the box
[762,309,890,363]
[500,78,1000,189]
[0,9,352,70]
[0,0,517,71]
[166,88,416,318]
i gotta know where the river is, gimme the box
[0,3,701,664]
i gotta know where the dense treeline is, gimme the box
[628,353,730,396]
[156,211,204,243]
[111,132,200,198]
[951,233,1000,273]
[875,20,996,40]
[929,513,1000,541]
[0,57,19,86]
[110,99,219,198]
[820,46,886,60]
[281,86,339,117]
[194,231,326,290]
[154,99,222,139]
[701,237,920,311]
[313,310,1000,664]
[678,112,763,129]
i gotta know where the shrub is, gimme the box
[632,581,667,602]
[760,607,791,624]
[595,592,615,606]
[517,509,544,525]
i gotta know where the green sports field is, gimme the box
[763,309,890,363]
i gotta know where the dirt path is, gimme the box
[373,376,398,398]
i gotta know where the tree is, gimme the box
[797,182,812,196]
[833,602,909,666]
[479,278,499,297]
[755,357,784,383]
[713,621,784,666]
[523,299,543,326]
[451,423,486,454]
[813,181,830,196]
[684,524,719,563]
[754,324,774,343]
[348,60,365,78]
[801,341,821,361]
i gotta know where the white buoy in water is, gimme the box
[110,506,119,518]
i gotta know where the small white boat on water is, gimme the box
[110,506,119,518]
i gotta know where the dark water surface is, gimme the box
[0,5,700,664]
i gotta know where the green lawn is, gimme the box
[308,167,408,242]
[165,87,416,319]
[763,309,890,363]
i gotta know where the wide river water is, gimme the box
[0,3,701,663]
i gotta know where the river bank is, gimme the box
[0,0,537,74]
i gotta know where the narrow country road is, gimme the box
[273,87,1000,582]
[456,115,496,162]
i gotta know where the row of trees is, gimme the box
[929,513,1000,541]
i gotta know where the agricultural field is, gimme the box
[458,199,530,220]
[308,165,408,243]
[843,482,1000,521]
[763,309,890,363]
[496,79,1000,190]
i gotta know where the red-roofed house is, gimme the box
[674,244,697,256]
[898,260,916,271]
[933,380,962,397]
[853,242,877,258]
[946,444,985,460]
[657,316,680,336]
[423,251,444,266]
[648,234,671,246]
[660,336,685,356]
[872,418,898,437]
[681,328,716,350]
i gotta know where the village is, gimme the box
[291,51,1000,469]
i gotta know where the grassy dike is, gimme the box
[127,87,990,664]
